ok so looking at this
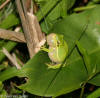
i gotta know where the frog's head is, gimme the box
[47,33,64,46]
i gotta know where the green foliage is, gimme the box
[0,14,20,29]
[76,41,92,76]
[0,13,20,62]
[1,5,100,97]
[0,64,7,71]
[0,13,19,29]
[0,0,100,97]
[0,0,5,5]
[0,81,7,96]
[40,0,76,33]
[87,88,100,98]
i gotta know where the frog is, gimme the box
[41,33,68,69]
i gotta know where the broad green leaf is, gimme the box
[76,6,100,86]
[76,41,92,76]
[60,0,68,18]
[0,67,19,82]
[19,5,100,97]
[0,5,100,97]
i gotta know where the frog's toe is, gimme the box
[46,63,62,69]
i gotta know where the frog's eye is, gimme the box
[57,40,60,46]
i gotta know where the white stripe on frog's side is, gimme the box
[57,46,60,63]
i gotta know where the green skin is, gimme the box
[42,33,68,69]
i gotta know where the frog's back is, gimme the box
[48,41,68,63]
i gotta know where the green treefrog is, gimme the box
[41,33,68,69]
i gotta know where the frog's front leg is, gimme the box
[41,46,50,52]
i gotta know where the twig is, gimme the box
[16,0,36,58]
[0,26,45,45]
[0,0,46,58]
[12,53,21,69]
[1,27,22,69]
[30,0,33,13]
[16,0,45,58]
[22,0,45,54]
[27,12,46,53]
[0,28,26,43]
[0,0,11,10]
[2,48,21,69]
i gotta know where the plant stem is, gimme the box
[0,41,17,61]
[0,0,11,10]
[80,81,87,98]
[80,70,100,98]
[74,5,96,12]
[0,28,26,43]
[80,86,85,98]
